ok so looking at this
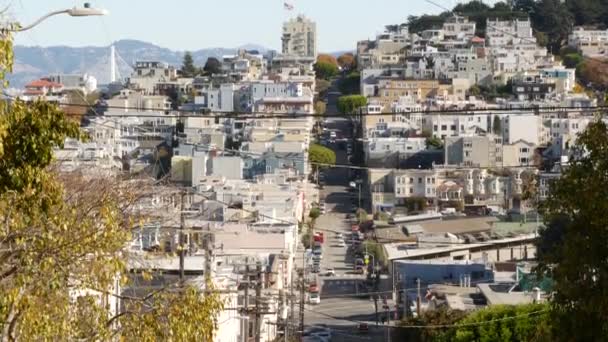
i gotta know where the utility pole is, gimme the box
[299,250,305,339]
[179,190,186,282]
[374,295,379,326]
[255,263,262,342]
[243,264,250,342]
[416,278,421,318]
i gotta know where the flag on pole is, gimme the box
[284,2,294,10]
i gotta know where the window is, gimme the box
[451,125,456,131]
[397,188,401,194]
[409,178,414,183]
[433,125,438,132]
[520,147,529,153]
[418,178,422,184]
[409,188,414,194]
[441,125,447,130]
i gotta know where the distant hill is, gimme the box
[9,39,269,87]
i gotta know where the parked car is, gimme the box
[357,323,369,333]
[337,240,346,248]
[324,268,335,276]
[309,293,321,304]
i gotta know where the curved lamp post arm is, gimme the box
[12,6,108,32]
[14,10,70,32]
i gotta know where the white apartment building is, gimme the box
[502,114,540,145]
[282,15,317,58]
[424,113,491,138]
[393,169,441,200]
[443,16,476,40]
[568,27,608,57]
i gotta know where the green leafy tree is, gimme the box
[536,119,608,340]
[314,61,338,80]
[492,115,502,134]
[338,71,361,95]
[203,57,222,75]
[445,304,551,342]
[309,143,336,167]
[181,51,198,77]
[309,207,321,220]
[337,95,367,115]
[425,136,444,150]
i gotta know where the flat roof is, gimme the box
[477,283,534,305]
[384,233,537,261]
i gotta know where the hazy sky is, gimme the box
[7,0,450,52]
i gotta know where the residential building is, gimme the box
[282,15,317,58]
[250,81,314,115]
[442,16,476,41]
[568,27,608,57]
[501,114,540,145]
[512,75,556,101]
[364,137,427,165]
[20,78,65,102]
[105,89,172,112]
[393,169,441,204]
[47,73,97,94]
[356,25,409,69]
[128,61,178,95]
[502,140,536,167]
[444,135,502,168]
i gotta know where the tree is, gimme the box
[561,52,584,69]
[317,54,338,66]
[309,207,321,220]
[425,136,444,149]
[313,61,338,80]
[337,95,367,115]
[314,101,326,115]
[181,51,198,77]
[407,14,449,33]
[468,85,482,97]
[315,79,330,98]
[536,119,608,340]
[0,32,223,340]
[532,0,574,52]
[338,72,361,95]
[492,115,502,134]
[203,57,222,75]
[448,304,551,341]
[337,53,356,71]
[309,143,336,167]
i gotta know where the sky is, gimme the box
[6,0,452,52]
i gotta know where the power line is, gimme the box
[303,306,548,329]
[53,101,606,119]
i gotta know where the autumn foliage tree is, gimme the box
[0,30,222,340]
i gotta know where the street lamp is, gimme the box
[9,3,108,32]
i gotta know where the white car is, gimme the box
[324,268,335,276]
[329,131,337,139]
[334,232,343,238]
[337,240,346,248]
[309,293,321,304]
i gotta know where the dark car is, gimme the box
[358,323,369,333]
